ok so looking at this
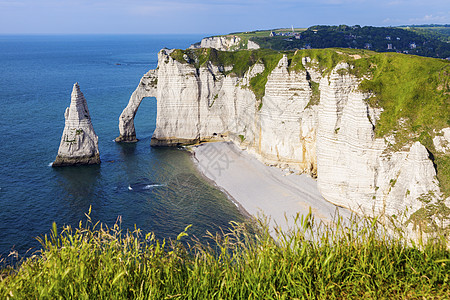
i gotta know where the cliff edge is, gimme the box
[190,35,260,51]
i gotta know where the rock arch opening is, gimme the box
[115,70,158,142]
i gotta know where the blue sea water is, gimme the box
[0,35,244,260]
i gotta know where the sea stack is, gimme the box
[52,83,100,167]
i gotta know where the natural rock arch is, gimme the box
[115,69,158,142]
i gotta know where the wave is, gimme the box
[128,183,166,191]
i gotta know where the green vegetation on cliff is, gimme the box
[240,25,450,59]
[171,47,449,195]
[353,52,449,196]
[1,212,450,299]
[171,48,284,100]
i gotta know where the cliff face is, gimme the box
[315,65,441,216]
[258,55,318,174]
[190,36,260,51]
[53,83,100,166]
[117,49,449,231]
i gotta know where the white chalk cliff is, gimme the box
[116,70,157,142]
[53,83,100,166]
[117,49,449,234]
[190,35,260,51]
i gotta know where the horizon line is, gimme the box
[0,23,448,36]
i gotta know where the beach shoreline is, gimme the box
[190,141,351,234]
[189,147,254,221]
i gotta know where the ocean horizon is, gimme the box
[0,34,244,260]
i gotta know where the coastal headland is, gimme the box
[117,40,449,239]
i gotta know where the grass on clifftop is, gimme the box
[356,53,449,137]
[354,52,449,196]
[1,210,450,299]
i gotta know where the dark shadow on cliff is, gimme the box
[426,147,438,175]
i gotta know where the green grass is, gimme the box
[248,51,283,100]
[355,53,449,138]
[1,210,450,299]
[305,81,320,108]
[436,155,450,196]
[399,26,450,43]
[290,48,354,74]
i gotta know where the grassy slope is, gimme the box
[1,213,449,299]
[399,26,450,43]
[171,48,449,196]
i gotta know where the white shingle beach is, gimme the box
[192,142,351,233]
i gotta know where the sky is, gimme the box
[0,0,448,35]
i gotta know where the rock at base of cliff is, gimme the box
[52,154,101,167]
[150,137,199,147]
[115,135,139,143]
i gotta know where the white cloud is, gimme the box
[409,13,450,23]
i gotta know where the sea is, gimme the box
[0,35,244,260]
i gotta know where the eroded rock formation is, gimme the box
[315,65,441,216]
[190,36,260,51]
[118,49,449,233]
[53,83,100,167]
[116,70,158,142]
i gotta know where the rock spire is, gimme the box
[52,83,100,167]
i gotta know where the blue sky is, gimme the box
[0,0,448,34]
